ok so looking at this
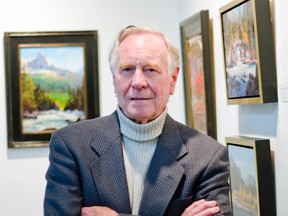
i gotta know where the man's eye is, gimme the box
[145,68,156,73]
[121,67,133,73]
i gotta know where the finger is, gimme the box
[195,206,220,216]
[182,199,206,216]
[184,200,218,215]
[81,207,91,216]
[185,199,216,212]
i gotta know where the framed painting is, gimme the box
[4,31,99,148]
[225,136,276,216]
[220,0,277,105]
[180,10,217,139]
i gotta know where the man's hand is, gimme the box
[81,206,118,216]
[181,199,220,216]
[81,199,219,216]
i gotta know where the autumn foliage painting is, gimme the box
[20,46,86,133]
[228,144,259,216]
[186,35,207,134]
[222,0,260,99]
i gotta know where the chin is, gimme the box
[127,112,152,123]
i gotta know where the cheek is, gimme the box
[114,77,130,96]
[160,78,174,95]
[154,82,171,101]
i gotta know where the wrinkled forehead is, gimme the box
[117,25,167,44]
[117,33,169,61]
[119,32,168,49]
[121,32,166,45]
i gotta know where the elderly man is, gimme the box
[44,25,231,216]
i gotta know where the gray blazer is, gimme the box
[44,111,231,215]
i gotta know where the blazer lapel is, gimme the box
[89,112,131,213]
[139,115,187,216]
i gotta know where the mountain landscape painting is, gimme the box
[20,46,85,133]
[221,0,260,99]
[228,144,259,216]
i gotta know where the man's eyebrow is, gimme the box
[119,63,134,68]
[119,63,135,69]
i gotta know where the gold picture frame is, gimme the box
[220,0,277,105]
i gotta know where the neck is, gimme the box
[116,106,167,141]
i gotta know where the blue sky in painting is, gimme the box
[20,46,84,72]
[228,144,256,181]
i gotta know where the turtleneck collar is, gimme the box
[116,106,167,142]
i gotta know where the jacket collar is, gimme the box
[139,114,187,215]
[90,112,131,213]
[90,112,187,214]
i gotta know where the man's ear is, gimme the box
[112,73,117,94]
[170,66,180,95]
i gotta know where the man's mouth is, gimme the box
[131,97,149,100]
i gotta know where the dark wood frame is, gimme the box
[5,31,99,148]
[180,10,217,139]
[225,136,276,216]
[220,0,277,105]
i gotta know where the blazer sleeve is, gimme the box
[194,146,231,215]
[44,131,83,216]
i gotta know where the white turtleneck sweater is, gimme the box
[116,107,167,215]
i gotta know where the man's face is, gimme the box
[113,33,179,124]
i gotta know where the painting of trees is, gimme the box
[20,46,85,133]
[221,0,259,98]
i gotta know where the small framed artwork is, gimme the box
[225,136,276,216]
[180,10,217,139]
[5,31,99,148]
[220,0,277,105]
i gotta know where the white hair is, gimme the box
[108,25,180,74]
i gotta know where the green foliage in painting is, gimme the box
[21,71,83,112]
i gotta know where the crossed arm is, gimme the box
[44,131,230,216]
[81,199,220,216]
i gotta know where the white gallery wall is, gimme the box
[178,0,287,215]
[0,0,287,215]
[0,0,182,215]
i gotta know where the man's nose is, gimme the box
[131,69,148,89]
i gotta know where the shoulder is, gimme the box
[166,115,225,152]
[170,119,229,169]
[51,111,119,141]
[178,122,219,144]
[60,111,117,129]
